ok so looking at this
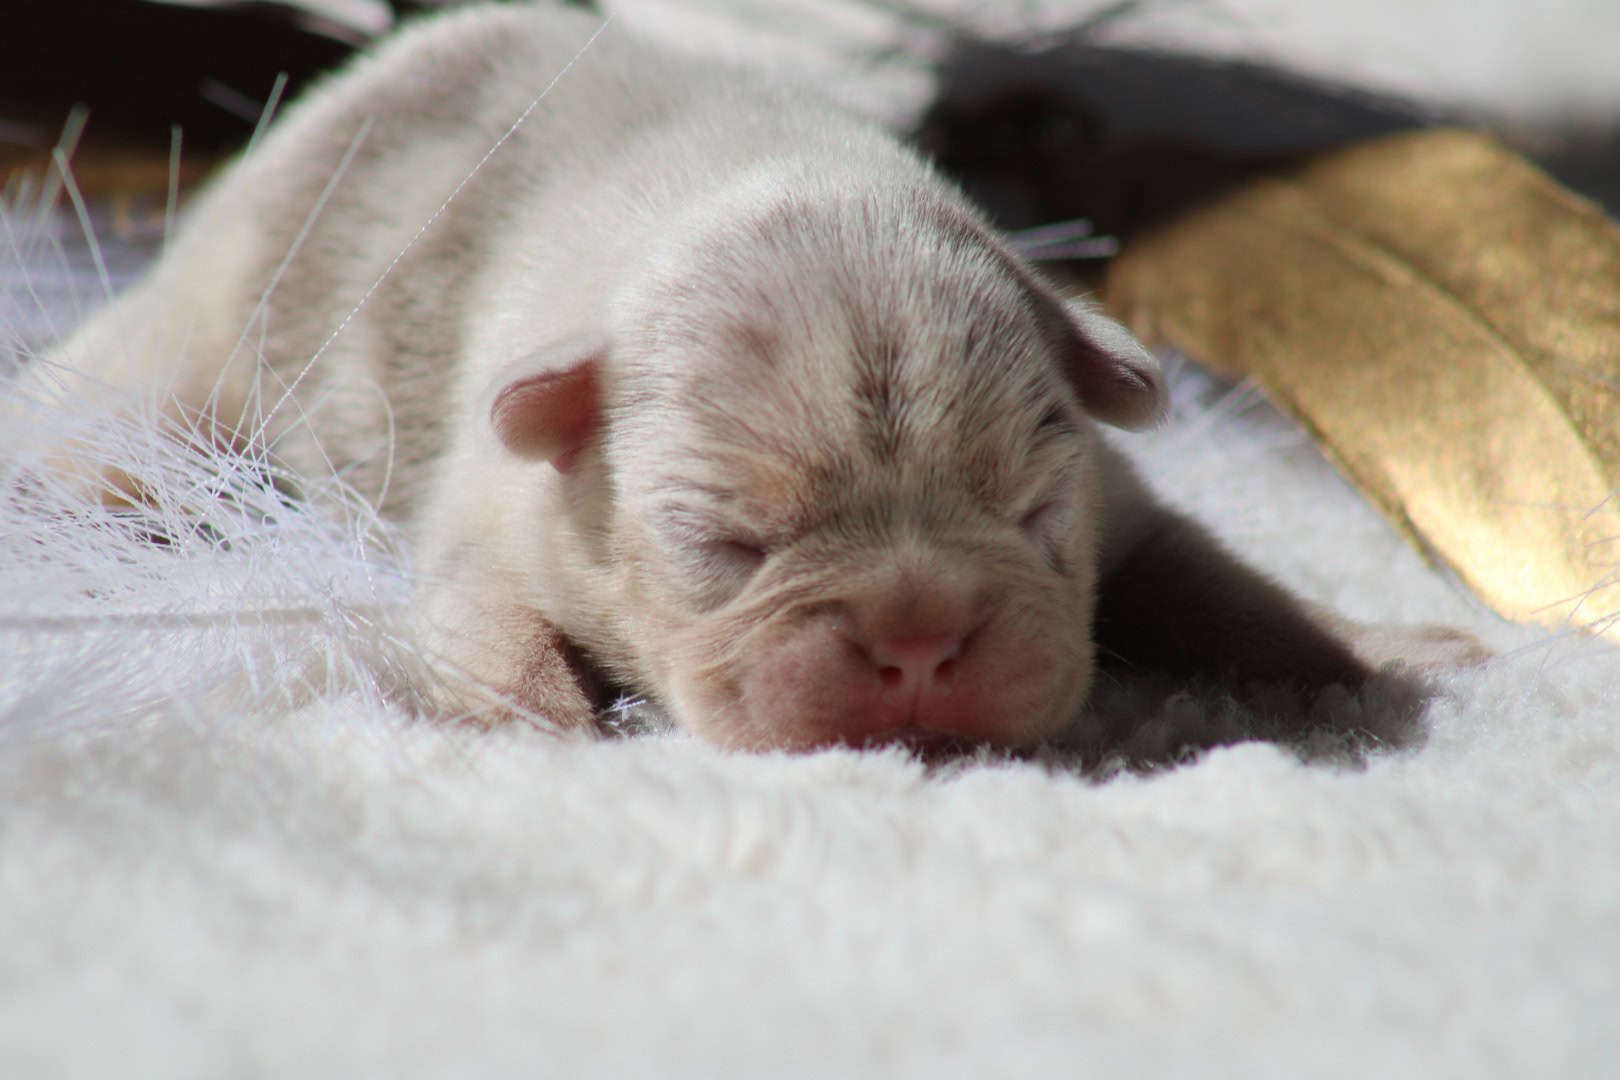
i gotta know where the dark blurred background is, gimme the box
[3,0,1616,230]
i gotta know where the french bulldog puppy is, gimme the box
[11,2,1482,751]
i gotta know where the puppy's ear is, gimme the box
[484,336,607,470]
[1048,296,1167,431]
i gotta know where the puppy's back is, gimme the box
[17,3,923,515]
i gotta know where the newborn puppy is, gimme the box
[13,2,1482,751]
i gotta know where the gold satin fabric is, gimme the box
[1107,129,1620,640]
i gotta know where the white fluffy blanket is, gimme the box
[4,6,1620,1076]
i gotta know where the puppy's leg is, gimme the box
[413,559,600,732]
[1092,442,1489,691]
[1095,511,1489,689]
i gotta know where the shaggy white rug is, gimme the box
[4,6,1620,1077]
[5,233,1618,1078]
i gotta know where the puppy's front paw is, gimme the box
[1349,621,1493,673]
[428,663,600,733]
[415,582,604,733]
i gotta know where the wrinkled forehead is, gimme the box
[625,194,1056,417]
[606,208,1066,524]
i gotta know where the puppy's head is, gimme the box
[487,178,1163,750]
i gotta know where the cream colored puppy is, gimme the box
[13,2,1481,751]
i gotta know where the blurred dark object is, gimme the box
[917,35,1620,233]
[0,0,384,163]
[6,0,1615,226]
[1534,130,1620,216]
[916,37,1432,237]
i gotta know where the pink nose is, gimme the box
[863,632,964,695]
